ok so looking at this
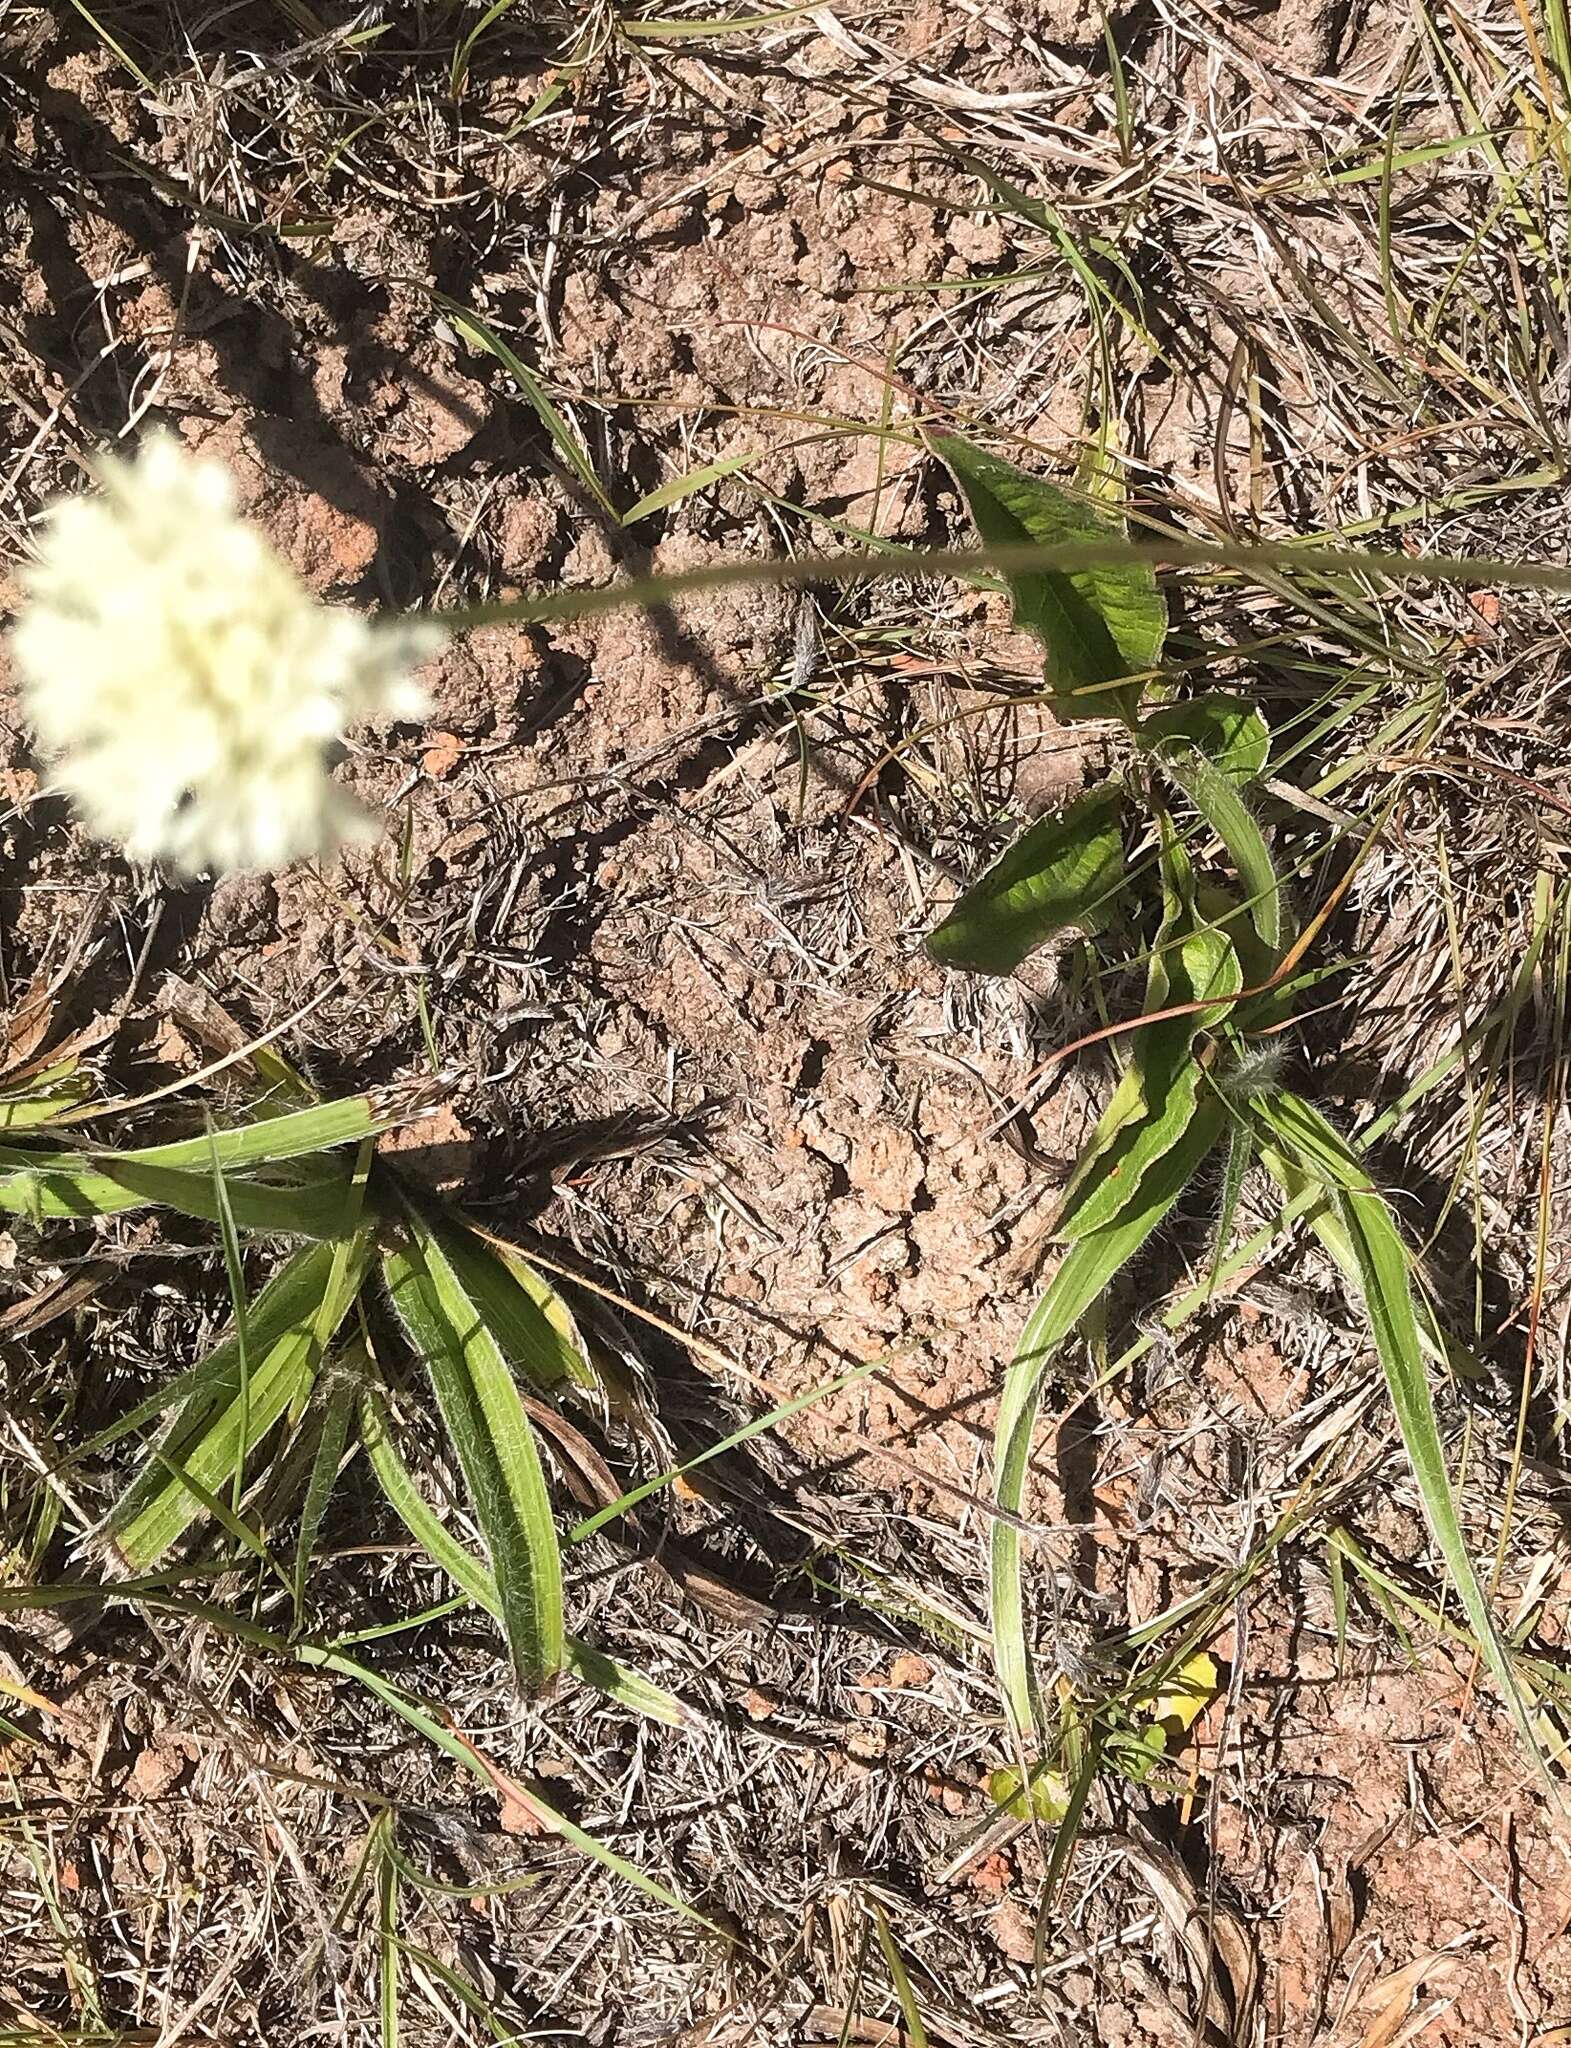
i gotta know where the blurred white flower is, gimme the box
[9,431,442,875]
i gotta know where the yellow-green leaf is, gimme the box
[988,1761,1071,1823]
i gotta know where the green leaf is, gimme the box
[929,432,1165,723]
[926,783,1125,975]
[1252,1089,1553,1787]
[436,1226,597,1392]
[0,1152,356,1235]
[109,1094,405,1172]
[993,1097,1226,1739]
[1207,1116,1255,1297]
[104,1231,373,1569]
[1159,748,1288,959]
[384,1214,565,1694]
[623,450,759,522]
[440,297,619,523]
[0,1075,92,1129]
[1054,830,1238,1241]
[1055,924,1239,1242]
[1140,694,1270,783]
[71,1245,347,1468]
[1050,828,1197,1199]
[0,1092,408,1235]
[357,1382,689,1727]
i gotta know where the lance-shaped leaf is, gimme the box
[1252,1089,1554,1790]
[993,1097,1227,1740]
[930,432,1165,723]
[103,1230,373,1569]
[384,1212,565,1694]
[358,1382,688,1728]
[927,782,1125,975]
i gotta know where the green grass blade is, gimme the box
[620,1,829,36]
[437,1226,596,1392]
[994,1096,1226,1738]
[357,1381,686,1726]
[105,1231,373,1569]
[449,0,521,93]
[65,0,153,87]
[439,298,618,522]
[926,782,1125,975]
[1252,1089,1555,1790]
[623,450,759,522]
[567,1352,883,1542]
[870,1903,929,2048]
[1327,1534,1348,1672]
[383,1218,565,1693]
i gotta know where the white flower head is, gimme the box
[9,431,443,875]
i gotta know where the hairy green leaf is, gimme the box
[1140,694,1270,783]
[0,1152,356,1235]
[384,1213,565,1694]
[292,1372,357,1622]
[104,1231,373,1569]
[358,1382,688,1727]
[436,1226,597,1392]
[1158,748,1287,959]
[1055,830,1236,1238]
[1056,926,1238,1242]
[0,1093,407,1235]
